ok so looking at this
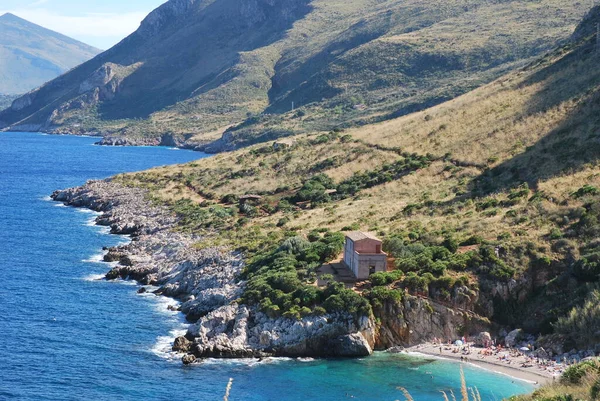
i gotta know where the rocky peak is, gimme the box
[137,0,311,38]
[137,0,202,38]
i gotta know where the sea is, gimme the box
[0,132,534,400]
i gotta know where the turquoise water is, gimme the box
[0,132,534,400]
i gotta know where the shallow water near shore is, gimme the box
[0,132,534,400]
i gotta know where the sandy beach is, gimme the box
[406,343,564,385]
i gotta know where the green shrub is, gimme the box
[370,270,404,286]
[555,291,600,348]
[461,235,484,246]
[561,360,600,384]
[549,228,563,240]
[442,236,459,253]
[573,253,600,282]
[367,287,403,307]
[242,231,365,317]
[572,185,600,199]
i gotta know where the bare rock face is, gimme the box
[374,296,490,349]
[329,333,372,357]
[79,64,117,94]
[138,0,199,38]
[187,303,376,358]
[11,93,35,111]
[505,329,523,347]
[475,331,492,347]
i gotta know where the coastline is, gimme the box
[51,180,377,361]
[47,179,568,384]
[406,343,560,385]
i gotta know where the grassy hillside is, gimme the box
[108,6,600,349]
[0,13,100,95]
[0,0,590,150]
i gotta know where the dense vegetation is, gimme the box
[242,231,371,319]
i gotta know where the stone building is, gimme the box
[343,232,388,280]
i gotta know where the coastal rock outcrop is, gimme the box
[51,180,378,360]
[373,296,490,349]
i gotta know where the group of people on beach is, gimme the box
[426,336,566,377]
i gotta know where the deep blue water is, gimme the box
[0,132,534,401]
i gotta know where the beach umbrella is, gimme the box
[455,340,463,346]
[520,347,530,352]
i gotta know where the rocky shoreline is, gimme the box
[51,180,376,364]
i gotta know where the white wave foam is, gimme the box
[54,203,67,208]
[151,326,188,360]
[76,208,101,215]
[85,217,99,226]
[41,195,53,202]
[202,356,294,367]
[82,252,106,263]
[297,357,315,363]
[83,274,105,281]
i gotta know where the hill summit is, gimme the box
[0,0,592,149]
[0,13,100,96]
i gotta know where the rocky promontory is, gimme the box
[51,180,378,361]
[52,180,488,364]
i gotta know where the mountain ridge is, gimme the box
[0,13,101,97]
[0,0,591,151]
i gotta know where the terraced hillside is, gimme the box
[0,0,591,151]
[109,6,600,351]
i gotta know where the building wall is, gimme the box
[353,238,381,254]
[343,237,387,279]
[355,254,387,279]
[344,238,355,275]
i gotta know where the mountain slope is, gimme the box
[0,13,100,96]
[108,6,600,351]
[0,0,591,149]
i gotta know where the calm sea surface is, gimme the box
[0,132,534,400]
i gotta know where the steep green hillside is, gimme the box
[0,0,590,150]
[110,6,600,351]
[0,13,100,96]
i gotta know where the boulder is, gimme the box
[505,329,523,347]
[182,354,196,365]
[137,287,147,294]
[173,336,192,353]
[329,333,372,357]
[105,268,120,280]
[475,332,492,347]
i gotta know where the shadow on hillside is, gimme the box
[468,40,600,197]
[98,0,314,120]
